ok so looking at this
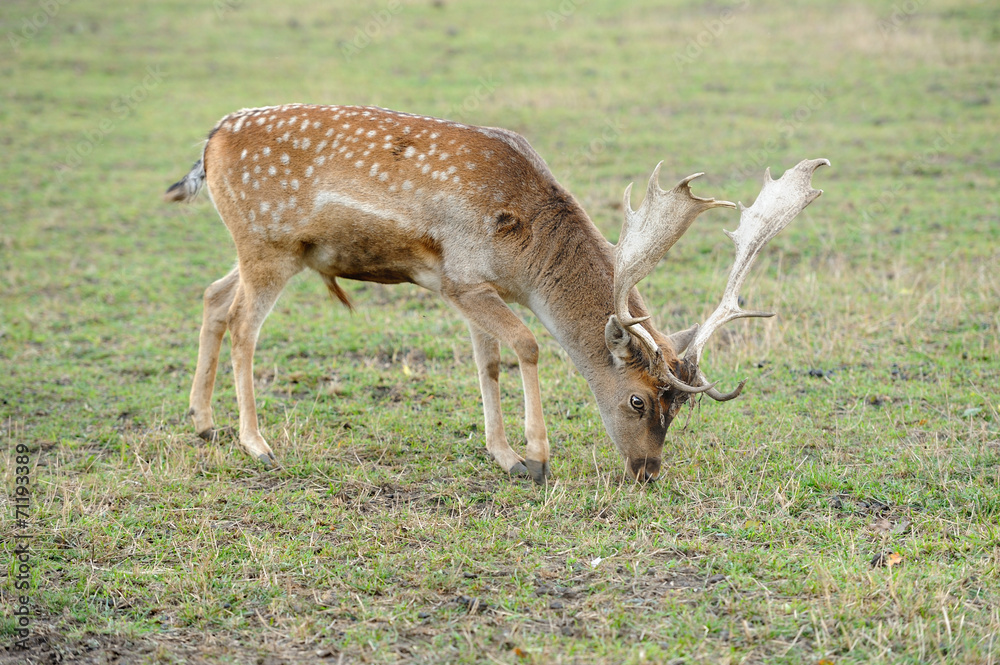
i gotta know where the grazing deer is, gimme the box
[165,104,827,483]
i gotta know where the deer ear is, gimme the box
[667,324,699,355]
[605,315,636,365]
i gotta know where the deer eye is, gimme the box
[629,395,645,411]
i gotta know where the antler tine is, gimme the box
[613,162,737,361]
[699,371,746,401]
[685,158,830,392]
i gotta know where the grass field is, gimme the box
[2,0,999,662]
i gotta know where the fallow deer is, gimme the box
[165,104,827,483]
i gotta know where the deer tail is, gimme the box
[163,158,206,203]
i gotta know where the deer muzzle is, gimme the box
[629,456,661,483]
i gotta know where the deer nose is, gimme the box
[630,457,661,482]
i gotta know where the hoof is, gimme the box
[524,459,550,485]
[197,426,235,443]
[509,461,529,477]
[257,452,277,468]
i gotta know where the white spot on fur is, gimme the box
[260,201,271,213]
[281,153,290,165]
[268,165,277,176]
[355,160,364,168]
[241,149,248,160]
[402,180,413,190]
[369,163,379,176]
[262,147,271,156]
[379,172,389,181]
[404,146,416,158]
[305,166,314,177]
[242,171,250,184]
[291,179,299,190]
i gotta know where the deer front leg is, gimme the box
[469,327,530,478]
[444,281,551,484]
[189,267,239,441]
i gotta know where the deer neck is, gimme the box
[524,197,665,391]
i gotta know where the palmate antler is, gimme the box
[614,162,736,393]
[614,158,829,399]
[684,158,831,399]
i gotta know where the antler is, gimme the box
[684,158,830,398]
[614,162,736,368]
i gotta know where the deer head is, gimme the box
[602,158,830,480]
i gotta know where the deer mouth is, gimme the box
[629,456,661,483]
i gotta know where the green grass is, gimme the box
[2,0,999,663]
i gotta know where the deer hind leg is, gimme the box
[444,281,551,484]
[469,327,530,477]
[226,258,300,465]
[189,267,240,440]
